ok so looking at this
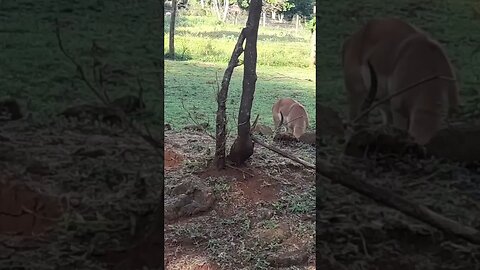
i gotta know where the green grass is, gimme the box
[165,14,313,67]
[165,14,315,132]
[273,188,315,215]
[0,0,162,126]
[317,0,480,118]
[165,60,315,132]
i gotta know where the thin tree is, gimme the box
[310,6,316,66]
[212,0,222,20]
[169,0,177,58]
[215,1,262,169]
[228,0,262,165]
[222,0,229,22]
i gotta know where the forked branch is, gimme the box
[54,18,108,105]
[215,27,247,169]
[55,18,162,158]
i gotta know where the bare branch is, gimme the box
[316,158,480,245]
[180,99,215,139]
[250,114,260,132]
[351,74,455,125]
[214,27,247,168]
[55,18,162,161]
[54,18,108,105]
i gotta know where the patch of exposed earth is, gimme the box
[164,130,316,269]
[0,119,163,269]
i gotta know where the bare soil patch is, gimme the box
[165,130,315,269]
[0,119,163,269]
[165,147,185,171]
[199,166,280,203]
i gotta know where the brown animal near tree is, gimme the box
[342,18,460,145]
[272,98,309,139]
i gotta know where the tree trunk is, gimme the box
[311,5,316,66]
[228,0,262,165]
[169,0,177,58]
[311,28,316,66]
[200,0,204,8]
[262,11,266,27]
[214,29,247,169]
[212,0,221,20]
[295,14,299,33]
[222,0,229,22]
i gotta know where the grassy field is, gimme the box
[0,0,162,126]
[165,60,315,132]
[165,14,313,67]
[164,15,315,132]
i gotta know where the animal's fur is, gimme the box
[342,18,460,145]
[272,98,309,139]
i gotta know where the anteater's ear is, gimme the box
[279,111,284,127]
[360,60,378,113]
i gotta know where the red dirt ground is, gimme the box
[0,180,62,236]
[198,166,280,204]
[165,147,184,171]
[164,131,315,269]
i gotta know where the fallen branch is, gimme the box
[253,135,480,245]
[251,135,314,169]
[316,158,480,245]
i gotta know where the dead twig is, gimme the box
[55,18,108,105]
[55,18,162,159]
[180,99,215,139]
[250,114,260,132]
[226,163,255,178]
[351,74,455,125]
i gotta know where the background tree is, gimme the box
[284,0,313,18]
[168,0,178,59]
